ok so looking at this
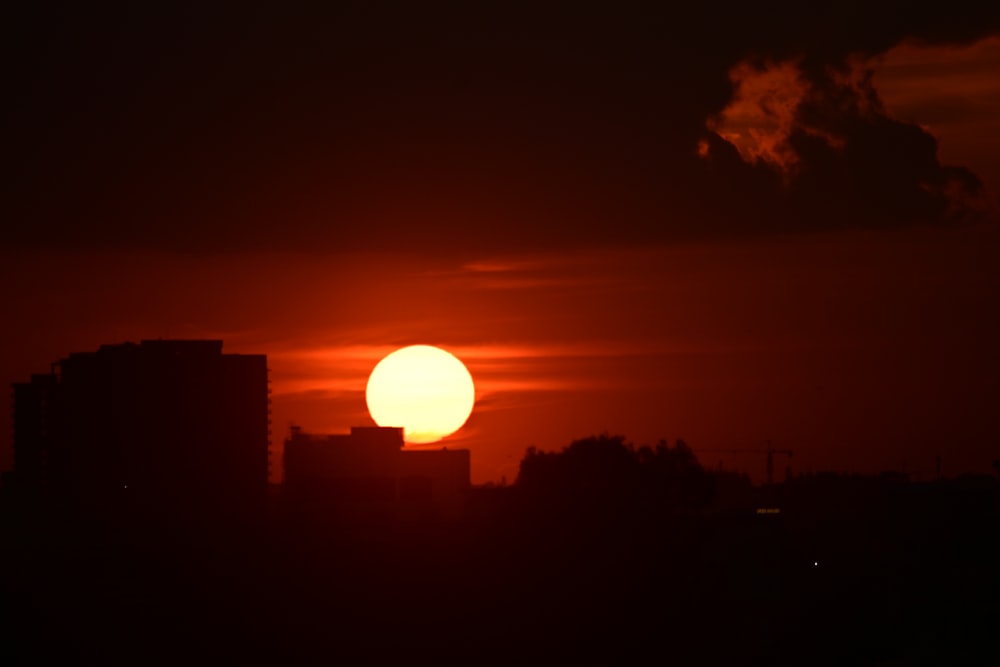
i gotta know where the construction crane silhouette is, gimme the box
[702,441,793,485]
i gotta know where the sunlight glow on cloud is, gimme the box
[703,57,876,175]
[705,59,811,173]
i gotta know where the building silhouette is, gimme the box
[283,426,470,519]
[9,339,270,517]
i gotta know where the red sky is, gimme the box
[2,6,999,485]
[3,220,997,484]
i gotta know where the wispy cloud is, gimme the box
[425,250,637,291]
[266,340,676,397]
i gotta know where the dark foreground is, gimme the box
[2,483,998,666]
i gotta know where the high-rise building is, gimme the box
[10,340,270,517]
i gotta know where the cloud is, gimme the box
[706,59,813,174]
[703,50,990,228]
[873,35,1000,211]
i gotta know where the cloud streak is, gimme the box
[267,339,690,398]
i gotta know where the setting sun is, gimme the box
[365,345,475,444]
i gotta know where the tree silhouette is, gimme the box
[516,434,714,515]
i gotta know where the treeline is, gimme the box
[513,433,740,515]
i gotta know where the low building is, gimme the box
[283,426,470,519]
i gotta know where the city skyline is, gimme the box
[5,321,995,489]
[3,342,995,663]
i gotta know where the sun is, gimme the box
[365,345,475,444]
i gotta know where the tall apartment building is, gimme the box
[10,340,270,516]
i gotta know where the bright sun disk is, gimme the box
[365,345,475,444]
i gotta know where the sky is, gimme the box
[2,3,999,484]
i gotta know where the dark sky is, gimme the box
[4,2,998,253]
[3,2,999,483]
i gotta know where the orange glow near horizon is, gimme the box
[365,344,476,444]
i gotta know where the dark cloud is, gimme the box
[702,54,988,236]
[2,2,998,254]
[790,74,986,229]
